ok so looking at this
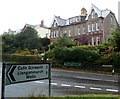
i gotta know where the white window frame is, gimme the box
[83,26,86,34]
[54,31,56,38]
[91,10,95,18]
[73,18,76,23]
[92,23,95,31]
[92,37,94,45]
[76,16,81,22]
[53,21,56,27]
[64,30,67,34]
[96,22,100,31]
[96,37,100,45]
[68,29,71,37]
[78,27,81,35]
[51,32,53,38]
[70,19,73,23]
[56,30,59,37]
[88,24,91,32]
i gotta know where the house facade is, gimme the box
[23,20,50,38]
[50,4,118,45]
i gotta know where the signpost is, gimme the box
[102,65,114,75]
[1,63,51,98]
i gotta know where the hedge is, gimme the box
[46,46,101,69]
[2,54,42,63]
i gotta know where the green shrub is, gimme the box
[46,46,100,68]
[2,54,42,63]
[110,52,120,68]
[99,52,120,72]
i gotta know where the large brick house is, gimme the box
[50,4,118,45]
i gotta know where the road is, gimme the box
[0,66,119,98]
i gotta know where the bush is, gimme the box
[46,46,100,68]
[2,54,42,63]
[110,52,120,68]
[99,52,120,72]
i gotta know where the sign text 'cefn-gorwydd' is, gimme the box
[7,64,49,84]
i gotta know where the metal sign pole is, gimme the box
[1,63,5,99]
[49,63,51,97]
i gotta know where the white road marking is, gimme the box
[90,87,101,90]
[34,81,118,93]
[61,84,71,87]
[51,83,58,85]
[75,85,85,89]
[35,81,44,84]
[106,89,118,92]
[76,77,118,82]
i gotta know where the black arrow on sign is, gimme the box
[8,66,16,82]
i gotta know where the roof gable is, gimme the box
[51,16,66,26]
[86,4,111,20]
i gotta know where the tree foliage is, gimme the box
[2,34,16,53]
[110,27,120,51]
[46,46,100,67]
[50,33,76,49]
[14,27,42,50]
[2,27,50,53]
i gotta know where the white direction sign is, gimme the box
[6,63,50,84]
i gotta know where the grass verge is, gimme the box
[20,94,120,99]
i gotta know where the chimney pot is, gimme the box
[41,20,44,26]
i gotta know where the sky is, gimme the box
[0,0,120,34]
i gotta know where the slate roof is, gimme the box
[25,24,49,29]
[54,16,66,26]
[86,4,112,20]
[52,4,113,27]
[52,15,87,27]
[3,29,21,34]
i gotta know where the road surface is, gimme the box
[0,66,119,98]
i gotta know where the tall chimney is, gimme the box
[41,20,44,26]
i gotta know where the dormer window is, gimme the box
[91,10,95,18]
[76,17,81,22]
[70,18,73,23]
[53,20,57,27]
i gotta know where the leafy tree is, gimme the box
[41,37,50,47]
[2,34,16,53]
[40,37,50,51]
[53,33,76,48]
[15,27,42,50]
[110,27,120,51]
[2,27,50,53]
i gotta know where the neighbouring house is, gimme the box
[50,4,118,45]
[23,20,50,38]
[3,28,21,35]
